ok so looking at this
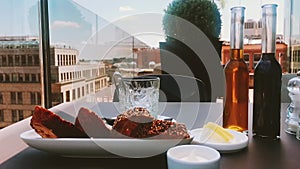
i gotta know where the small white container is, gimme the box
[167,145,220,169]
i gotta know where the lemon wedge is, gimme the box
[201,122,234,143]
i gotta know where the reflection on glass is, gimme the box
[285,0,300,73]
[47,0,158,105]
[0,0,39,129]
[0,0,164,129]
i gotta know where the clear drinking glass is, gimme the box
[114,72,160,117]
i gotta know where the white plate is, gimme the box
[190,128,248,153]
[20,130,193,158]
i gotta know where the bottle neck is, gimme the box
[230,7,245,50]
[261,4,277,54]
[230,49,244,60]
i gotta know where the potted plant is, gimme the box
[159,0,222,102]
[162,0,222,52]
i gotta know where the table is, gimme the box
[1,102,300,169]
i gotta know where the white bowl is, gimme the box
[167,145,220,169]
[190,128,249,153]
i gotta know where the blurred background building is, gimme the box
[0,36,108,128]
[221,19,288,88]
[284,0,300,73]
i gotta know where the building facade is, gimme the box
[0,36,108,128]
[136,48,160,69]
[290,45,300,73]
[222,42,288,73]
[244,19,262,40]
[222,42,288,88]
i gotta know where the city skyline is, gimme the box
[73,0,285,45]
[0,0,285,50]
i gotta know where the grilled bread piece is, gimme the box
[75,107,111,138]
[30,106,87,138]
[112,107,190,139]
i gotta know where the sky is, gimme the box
[0,0,38,36]
[73,0,285,45]
[0,0,286,50]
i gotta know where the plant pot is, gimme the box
[159,39,220,102]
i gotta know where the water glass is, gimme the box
[116,76,160,117]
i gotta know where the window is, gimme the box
[25,74,30,82]
[15,55,20,66]
[19,74,24,82]
[8,55,13,66]
[95,81,100,91]
[34,55,39,66]
[77,88,80,98]
[66,91,70,102]
[72,89,76,100]
[258,21,262,28]
[12,110,23,122]
[244,54,249,61]
[86,84,89,94]
[0,93,3,104]
[12,73,18,82]
[11,92,23,104]
[31,74,37,82]
[63,55,66,66]
[90,83,94,92]
[245,22,254,29]
[73,55,76,64]
[5,74,10,82]
[28,55,33,66]
[37,73,41,82]
[57,55,60,66]
[2,56,7,66]
[0,110,4,122]
[82,87,84,97]
[69,55,72,65]
[31,92,41,105]
[21,55,26,65]
[253,53,261,68]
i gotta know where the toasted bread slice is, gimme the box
[30,106,87,138]
[75,107,111,138]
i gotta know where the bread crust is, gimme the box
[112,107,190,139]
[30,106,190,139]
[30,106,87,138]
[75,107,111,138]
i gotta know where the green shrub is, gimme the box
[163,0,222,43]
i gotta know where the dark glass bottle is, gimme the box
[223,7,249,132]
[253,4,281,139]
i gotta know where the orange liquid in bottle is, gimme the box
[223,49,249,132]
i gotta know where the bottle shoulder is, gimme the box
[255,58,282,73]
[224,59,249,70]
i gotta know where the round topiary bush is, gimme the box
[163,0,222,43]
